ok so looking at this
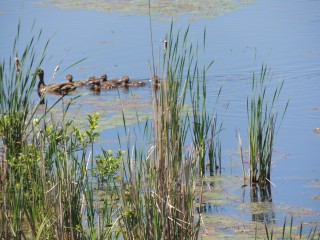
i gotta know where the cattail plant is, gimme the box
[118,18,222,238]
[238,65,288,186]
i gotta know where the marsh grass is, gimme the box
[1,17,307,240]
[238,65,288,186]
[0,23,121,239]
[116,21,222,239]
[260,216,320,240]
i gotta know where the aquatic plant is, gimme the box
[117,19,222,238]
[0,21,47,159]
[0,23,121,239]
[260,216,320,240]
[238,65,288,186]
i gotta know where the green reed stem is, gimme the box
[245,65,288,186]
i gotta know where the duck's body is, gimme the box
[86,76,101,86]
[64,74,86,87]
[122,80,146,87]
[36,69,77,95]
[89,82,101,93]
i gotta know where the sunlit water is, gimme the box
[1,0,319,236]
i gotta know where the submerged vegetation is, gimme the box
[0,20,318,240]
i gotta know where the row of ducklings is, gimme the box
[36,69,160,95]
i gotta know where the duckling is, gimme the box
[119,75,129,85]
[86,76,113,90]
[36,69,77,95]
[64,74,86,87]
[149,75,161,87]
[122,77,146,87]
[86,75,101,86]
[100,74,124,88]
[89,81,101,93]
[98,74,128,89]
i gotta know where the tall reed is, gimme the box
[0,22,48,238]
[239,65,288,186]
[0,23,120,239]
[118,22,221,239]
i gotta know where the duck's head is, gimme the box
[149,75,160,83]
[150,75,161,86]
[64,74,73,82]
[100,74,107,82]
[121,75,129,84]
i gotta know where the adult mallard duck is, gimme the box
[36,69,77,95]
[64,74,86,87]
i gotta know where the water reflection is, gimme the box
[248,184,275,224]
[196,179,227,214]
[196,202,226,214]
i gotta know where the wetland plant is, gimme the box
[238,65,288,186]
[0,24,121,239]
[260,216,320,240]
[118,23,221,239]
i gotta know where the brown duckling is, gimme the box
[122,77,146,87]
[100,74,125,87]
[64,74,86,87]
[149,75,161,87]
[99,75,128,89]
[86,74,128,89]
[86,75,101,86]
[89,81,101,93]
[86,74,118,89]
[36,69,77,95]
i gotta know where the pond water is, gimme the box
[1,0,319,238]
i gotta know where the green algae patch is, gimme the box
[199,214,294,240]
[34,0,256,20]
[197,175,320,239]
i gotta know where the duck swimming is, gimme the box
[149,75,161,87]
[87,74,127,89]
[64,74,86,87]
[36,69,77,95]
[86,75,101,86]
[121,76,146,87]
[100,74,125,88]
[86,75,113,89]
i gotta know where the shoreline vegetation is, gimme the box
[0,20,319,240]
